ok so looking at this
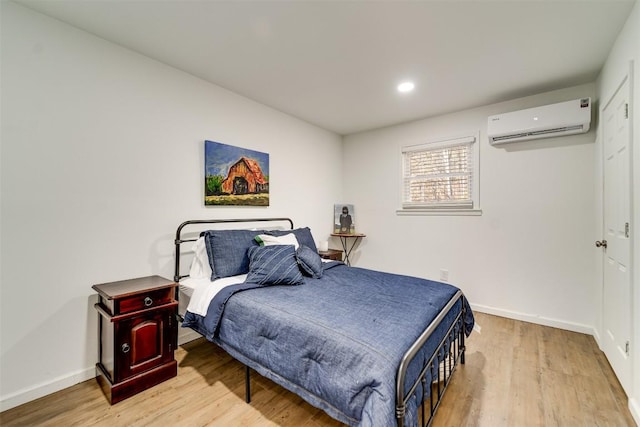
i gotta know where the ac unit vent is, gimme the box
[488,98,591,145]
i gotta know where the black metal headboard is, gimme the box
[173,218,294,283]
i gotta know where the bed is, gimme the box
[174,218,474,427]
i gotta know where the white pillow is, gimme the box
[189,236,213,279]
[254,233,299,249]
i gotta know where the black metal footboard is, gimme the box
[396,290,466,427]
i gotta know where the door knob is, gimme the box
[595,240,608,248]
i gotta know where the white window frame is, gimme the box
[397,133,481,216]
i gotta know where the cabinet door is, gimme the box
[114,307,176,382]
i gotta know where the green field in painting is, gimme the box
[205,193,269,206]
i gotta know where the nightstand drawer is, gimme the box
[94,276,177,316]
[114,287,173,315]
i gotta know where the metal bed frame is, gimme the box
[174,218,466,427]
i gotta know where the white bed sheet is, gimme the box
[179,258,332,316]
[178,281,196,318]
[179,274,247,317]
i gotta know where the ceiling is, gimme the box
[15,0,636,135]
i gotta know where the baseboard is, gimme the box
[0,310,597,414]
[1,327,201,412]
[470,303,593,335]
[0,366,95,413]
[630,397,640,426]
[592,327,603,350]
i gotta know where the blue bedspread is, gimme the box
[183,262,474,426]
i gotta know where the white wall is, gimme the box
[597,1,640,423]
[2,0,635,416]
[0,2,342,411]
[342,83,597,334]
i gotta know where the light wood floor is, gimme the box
[1,312,636,426]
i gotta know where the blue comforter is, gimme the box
[183,262,474,426]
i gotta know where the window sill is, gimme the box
[396,208,483,216]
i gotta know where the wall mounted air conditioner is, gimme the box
[487,98,591,145]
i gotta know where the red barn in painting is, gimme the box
[221,157,269,195]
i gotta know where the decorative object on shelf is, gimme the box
[205,140,269,206]
[330,232,365,266]
[334,204,355,234]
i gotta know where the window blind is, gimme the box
[402,136,475,209]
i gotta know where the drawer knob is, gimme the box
[121,343,130,353]
[144,297,153,307]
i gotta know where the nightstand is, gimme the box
[92,275,178,404]
[319,249,343,261]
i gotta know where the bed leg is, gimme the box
[460,303,467,365]
[460,325,466,365]
[245,366,251,403]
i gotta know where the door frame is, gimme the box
[597,60,635,396]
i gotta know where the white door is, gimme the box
[600,74,632,395]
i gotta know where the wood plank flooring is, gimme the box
[1,312,635,426]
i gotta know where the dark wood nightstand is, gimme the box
[92,275,178,404]
[318,249,343,261]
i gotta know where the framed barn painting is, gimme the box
[204,140,269,206]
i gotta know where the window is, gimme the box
[400,135,479,213]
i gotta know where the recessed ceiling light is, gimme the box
[397,81,415,93]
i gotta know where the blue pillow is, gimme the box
[245,245,304,286]
[203,229,260,279]
[266,227,318,252]
[296,245,323,278]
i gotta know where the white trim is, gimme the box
[0,327,202,411]
[402,135,476,153]
[403,200,473,209]
[0,366,95,412]
[629,397,640,426]
[628,59,637,427]
[470,303,593,335]
[592,327,603,350]
[397,208,482,216]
